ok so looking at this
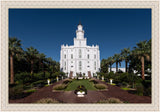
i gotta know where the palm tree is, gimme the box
[46,57,53,66]
[107,56,114,72]
[121,48,130,73]
[113,53,122,72]
[25,47,39,74]
[37,53,46,77]
[132,40,151,80]
[46,57,54,77]
[127,73,139,88]
[100,59,108,73]
[9,37,22,84]
[55,62,60,72]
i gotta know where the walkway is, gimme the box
[9,79,151,103]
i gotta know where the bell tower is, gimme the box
[76,22,84,39]
[74,22,87,46]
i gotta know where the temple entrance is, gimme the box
[88,71,91,78]
[69,71,73,78]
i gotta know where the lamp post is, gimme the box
[110,78,113,84]
[47,79,50,85]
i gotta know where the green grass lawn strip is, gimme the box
[121,87,131,90]
[65,79,97,91]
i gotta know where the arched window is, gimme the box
[94,61,96,70]
[87,54,89,59]
[94,54,96,59]
[64,61,66,70]
[79,49,82,58]
[79,61,82,70]
[71,54,73,59]
[64,54,66,59]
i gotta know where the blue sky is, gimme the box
[9,9,151,67]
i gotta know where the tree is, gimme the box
[132,40,151,80]
[127,73,140,88]
[106,56,114,72]
[37,53,46,77]
[113,53,122,72]
[101,59,108,73]
[121,48,130,73]
[46,57,53,66]
[46,57,54,77]
[9,37,22,84]
[25,47,39,74]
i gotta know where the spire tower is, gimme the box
[76,23,84,39]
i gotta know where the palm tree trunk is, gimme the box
[125,60,128,73]
[10,54,14,84]
[110,64,112,72]
[31,60,34,74]
[116,62,118,72]
[141,56,145,80]
[106,64,108,73]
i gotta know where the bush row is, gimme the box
[97,98,123,103]
[94,84,108,90]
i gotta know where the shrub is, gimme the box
[94,84,107,90]
[89,79,98,84]
[32,80,46,88]
[135,83,144,96]
[25,89,36,93]
[119,73,129,83]
[53,84,67,90]
[144,87,151,96]
[135,76,143,83]
[23,83,34,90]
[142,80,151,88]
[50,78,57,83]
[107,72,115,79]
[9,84,24,99]
[51,73,57,79]
[15,72,32,84]
[74,85,87,94]
[63,79,72,84]
[44,71,50,79]
[33,72,43,81]
[23,80,46,90]
[122,82,128,87]
[105,98,123,103]
[36,98,59,103]
[97,98,123,103]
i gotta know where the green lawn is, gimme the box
[107,83,116,85]
[121,87,131,90]
[65,79,97,91]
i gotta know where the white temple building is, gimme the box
[60,23,100,78]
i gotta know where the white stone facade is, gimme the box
[60,23,100,77]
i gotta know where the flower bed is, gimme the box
[53,84,67,90]
[74,85,87,95]
[36,98,59,103]
[97,98,123,103]
[94,84,108,90]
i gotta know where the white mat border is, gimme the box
[0,0,159,111]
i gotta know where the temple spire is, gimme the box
[78,21,82,25]
[76,22,84,39]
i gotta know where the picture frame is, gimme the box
[0,0,159,111]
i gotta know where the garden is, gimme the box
[9,37,151,103]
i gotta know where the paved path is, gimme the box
[9,79,151,103]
